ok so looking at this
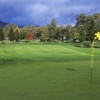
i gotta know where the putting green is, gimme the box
[0,61,100,100]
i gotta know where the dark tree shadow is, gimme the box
[73,42,91,48]
[66,68,76,71]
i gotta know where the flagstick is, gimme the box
[90,66,93,83]
[90,32,100,82]
[90,40,94,83]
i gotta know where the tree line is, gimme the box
[0,13,100,44]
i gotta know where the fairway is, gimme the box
[0,42,100,63]
[0,42,100,100]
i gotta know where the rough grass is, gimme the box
[0,42,100,100]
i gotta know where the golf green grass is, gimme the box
[0,42,100,100]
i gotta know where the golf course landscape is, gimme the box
[0,41,100,100]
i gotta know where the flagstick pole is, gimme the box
[90,40,94,83]
[90,66,93,83]
[90,32,100,83]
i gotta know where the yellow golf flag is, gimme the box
[95,32,100,40]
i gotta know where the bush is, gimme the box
[40,36,47,42]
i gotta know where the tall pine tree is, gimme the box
[48,18,57,39]
[8,28,15,43]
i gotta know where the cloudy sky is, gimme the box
[0,0,100,26]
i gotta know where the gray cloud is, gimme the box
[0,0,100,26]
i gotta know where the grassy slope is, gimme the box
[0,42,100,100]
[0,42,100,64]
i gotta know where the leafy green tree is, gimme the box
[71,27,79,42]
[0,26,4,44]
[32,27,39,39]
[55,28,61,40]
[86,16,96,43]
[64,25,72,42]
[4,25,19,39]
[78,26,86,46]
[36,27,42,39]
[14,29,20,42]
[40,35,47,42]
[75,13,100,46]
[76,13,87,26]
[59,25,65,41]
[76,13,87,44]
[20,31,27,41]
[40,26,49,42]
[93,13,100,32]
[3,28,8,38]
[5,24,18,34]
[21,26,35,33]
[8,28,15,43]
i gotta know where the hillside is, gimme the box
[0,20,8,27]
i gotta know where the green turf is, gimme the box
[0,61,100,100]
[0,42,100,100]
[0,42,100,64]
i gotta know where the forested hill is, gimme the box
[0,20,41,28]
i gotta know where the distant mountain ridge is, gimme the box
[0,20,8,27]
[0,20,41,28]
[18,24,41,28]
